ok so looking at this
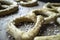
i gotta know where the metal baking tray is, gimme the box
[0,0,60,40]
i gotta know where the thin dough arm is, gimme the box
[27,15,44,37]
[7,23,24,39]
[34,34,60,40]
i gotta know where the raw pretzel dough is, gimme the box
[43,3,60,13]
[29,9,57,24]
[43,3,60,24]
[7,15,44,40]
[0,0,18,16]
[43,3,60,11]
[6,2,60,40]
[34,34,60,40]
[57,17,60,24]
[16,0,38,7]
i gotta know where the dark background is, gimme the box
[38,0,60,3]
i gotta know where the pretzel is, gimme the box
[0,0,18,16]
[29,9,57,24]
[43,3,60,10]
[43,3,60,13]
[16,0,38,7]
[34,34,60,40]
[7,15,44,40]
[43,3,60,24]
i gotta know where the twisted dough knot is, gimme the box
[43,3,60,16]
[28,9,60,40]
[25,9,60,40]
[7,15,44,40]
[16,0,38,7]
[0,0,18,16]
[29,9,57,24]
[43,3,60,24]
[43,3,60,14]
